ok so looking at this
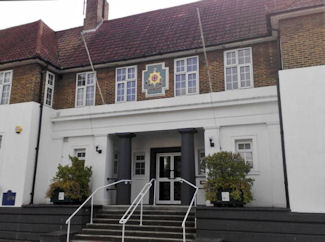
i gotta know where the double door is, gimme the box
[156,153,181,204]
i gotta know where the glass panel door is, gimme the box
[156,153,181,204]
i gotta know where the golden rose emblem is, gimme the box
[148,71,162,85]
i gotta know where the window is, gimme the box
[113,152,118,175]
[74,149,86,161]
[44,72,55,107]
[197,150,206,176]
[175,56,199,96]
[116,66,137,102]
[0,136,2,150]
[224,48,253,90]
[75,72,96,107]
[236,139,253,168]
[134,153,145,176]
[0,70,13,105]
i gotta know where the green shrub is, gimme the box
[204,151,254,204]
[46,156,92,202]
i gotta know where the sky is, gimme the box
[0,0,199,31]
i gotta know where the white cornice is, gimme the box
[52,86,278,123]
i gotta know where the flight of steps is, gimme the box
[72,205,196,242]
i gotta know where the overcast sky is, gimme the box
[0,0,199,31]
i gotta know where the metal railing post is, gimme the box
[153,179,156,206]
[90,196,94,224]
[183,226,186,242]
[122,223,125,242]
[66,222,70,242]
[140,198,143,226]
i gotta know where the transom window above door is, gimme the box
[116,66,137,102]
[174,56,199,96]
[75,72,96,107]
[224,48,254,90]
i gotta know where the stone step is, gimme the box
[72,234,195,242]
[86,223,196,233]
[81,228,195,239]
[96,213,195,221]
[101,205,192,212]
[92,218,195,227]
[99,210,195,216]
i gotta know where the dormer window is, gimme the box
[75,72,96,107]
[0,70,13,105]
[224,48,254,90]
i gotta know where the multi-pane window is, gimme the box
[236,139,253,168]
[175,56,199,96]
[75,72,96,107]
[224,48,253,90]
[116,66,137,102]
[197,150,206,176]
[74,148,86,161]
[0,70,13,105]
[134,153,145,176]
[44,72,55,107]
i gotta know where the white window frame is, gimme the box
[44,71,55,107]
[174,56,199,96]
[75,71,96,107]
[224,47,254,90]
[115,65,137,103]
[134,153,146,176]
[74,148,86,161]
[0,70,13,105]
[232,136,258,174]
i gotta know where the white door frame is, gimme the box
[156,152,181,204]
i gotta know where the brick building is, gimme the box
[0,0,324,241]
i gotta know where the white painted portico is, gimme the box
[26,86,286,208]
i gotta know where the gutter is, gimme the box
[30,66,47,204]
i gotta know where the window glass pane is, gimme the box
[127,81,136,101]
[4,72,11,83]
[76,88,84,106]
[46,88,53,106]
[48,73,54,86]
[86,86,95,106]
[226,52,236,65]
[1,84,10,104]
[188,73,197,94]
[175,74,186,96]
[0,73,3,85]
[117,83,125,102]
[240,66,251,87]
[87,72,95,85]
[77,73,86,86]
[187,57,198,72]
[75,149,86,160]
[176,60,185,72]
[117,68,126,82]
[128,67,135,80]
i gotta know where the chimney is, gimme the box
[84,0,109,30]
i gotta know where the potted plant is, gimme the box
[204,151,254,207]
[46,156,92,204]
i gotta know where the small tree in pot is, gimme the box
[46,156,92,204]
[204,152,254,207]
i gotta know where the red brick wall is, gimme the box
[0,64,43,104]
[280,13,325,69]
[53,40,279,109]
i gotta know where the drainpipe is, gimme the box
[30,66,47,204]
[272,28,290,209]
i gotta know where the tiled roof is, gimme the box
[0,0,323,69]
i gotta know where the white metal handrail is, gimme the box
[65,179,131,242]
[176,178,199,242]
[119,179,156,242]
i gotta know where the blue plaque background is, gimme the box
[142,63,169,97]
[2,190,16,206]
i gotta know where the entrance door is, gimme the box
[156,153,181,204]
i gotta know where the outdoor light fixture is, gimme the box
[96,146,102,154]
[209,137,215,148]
